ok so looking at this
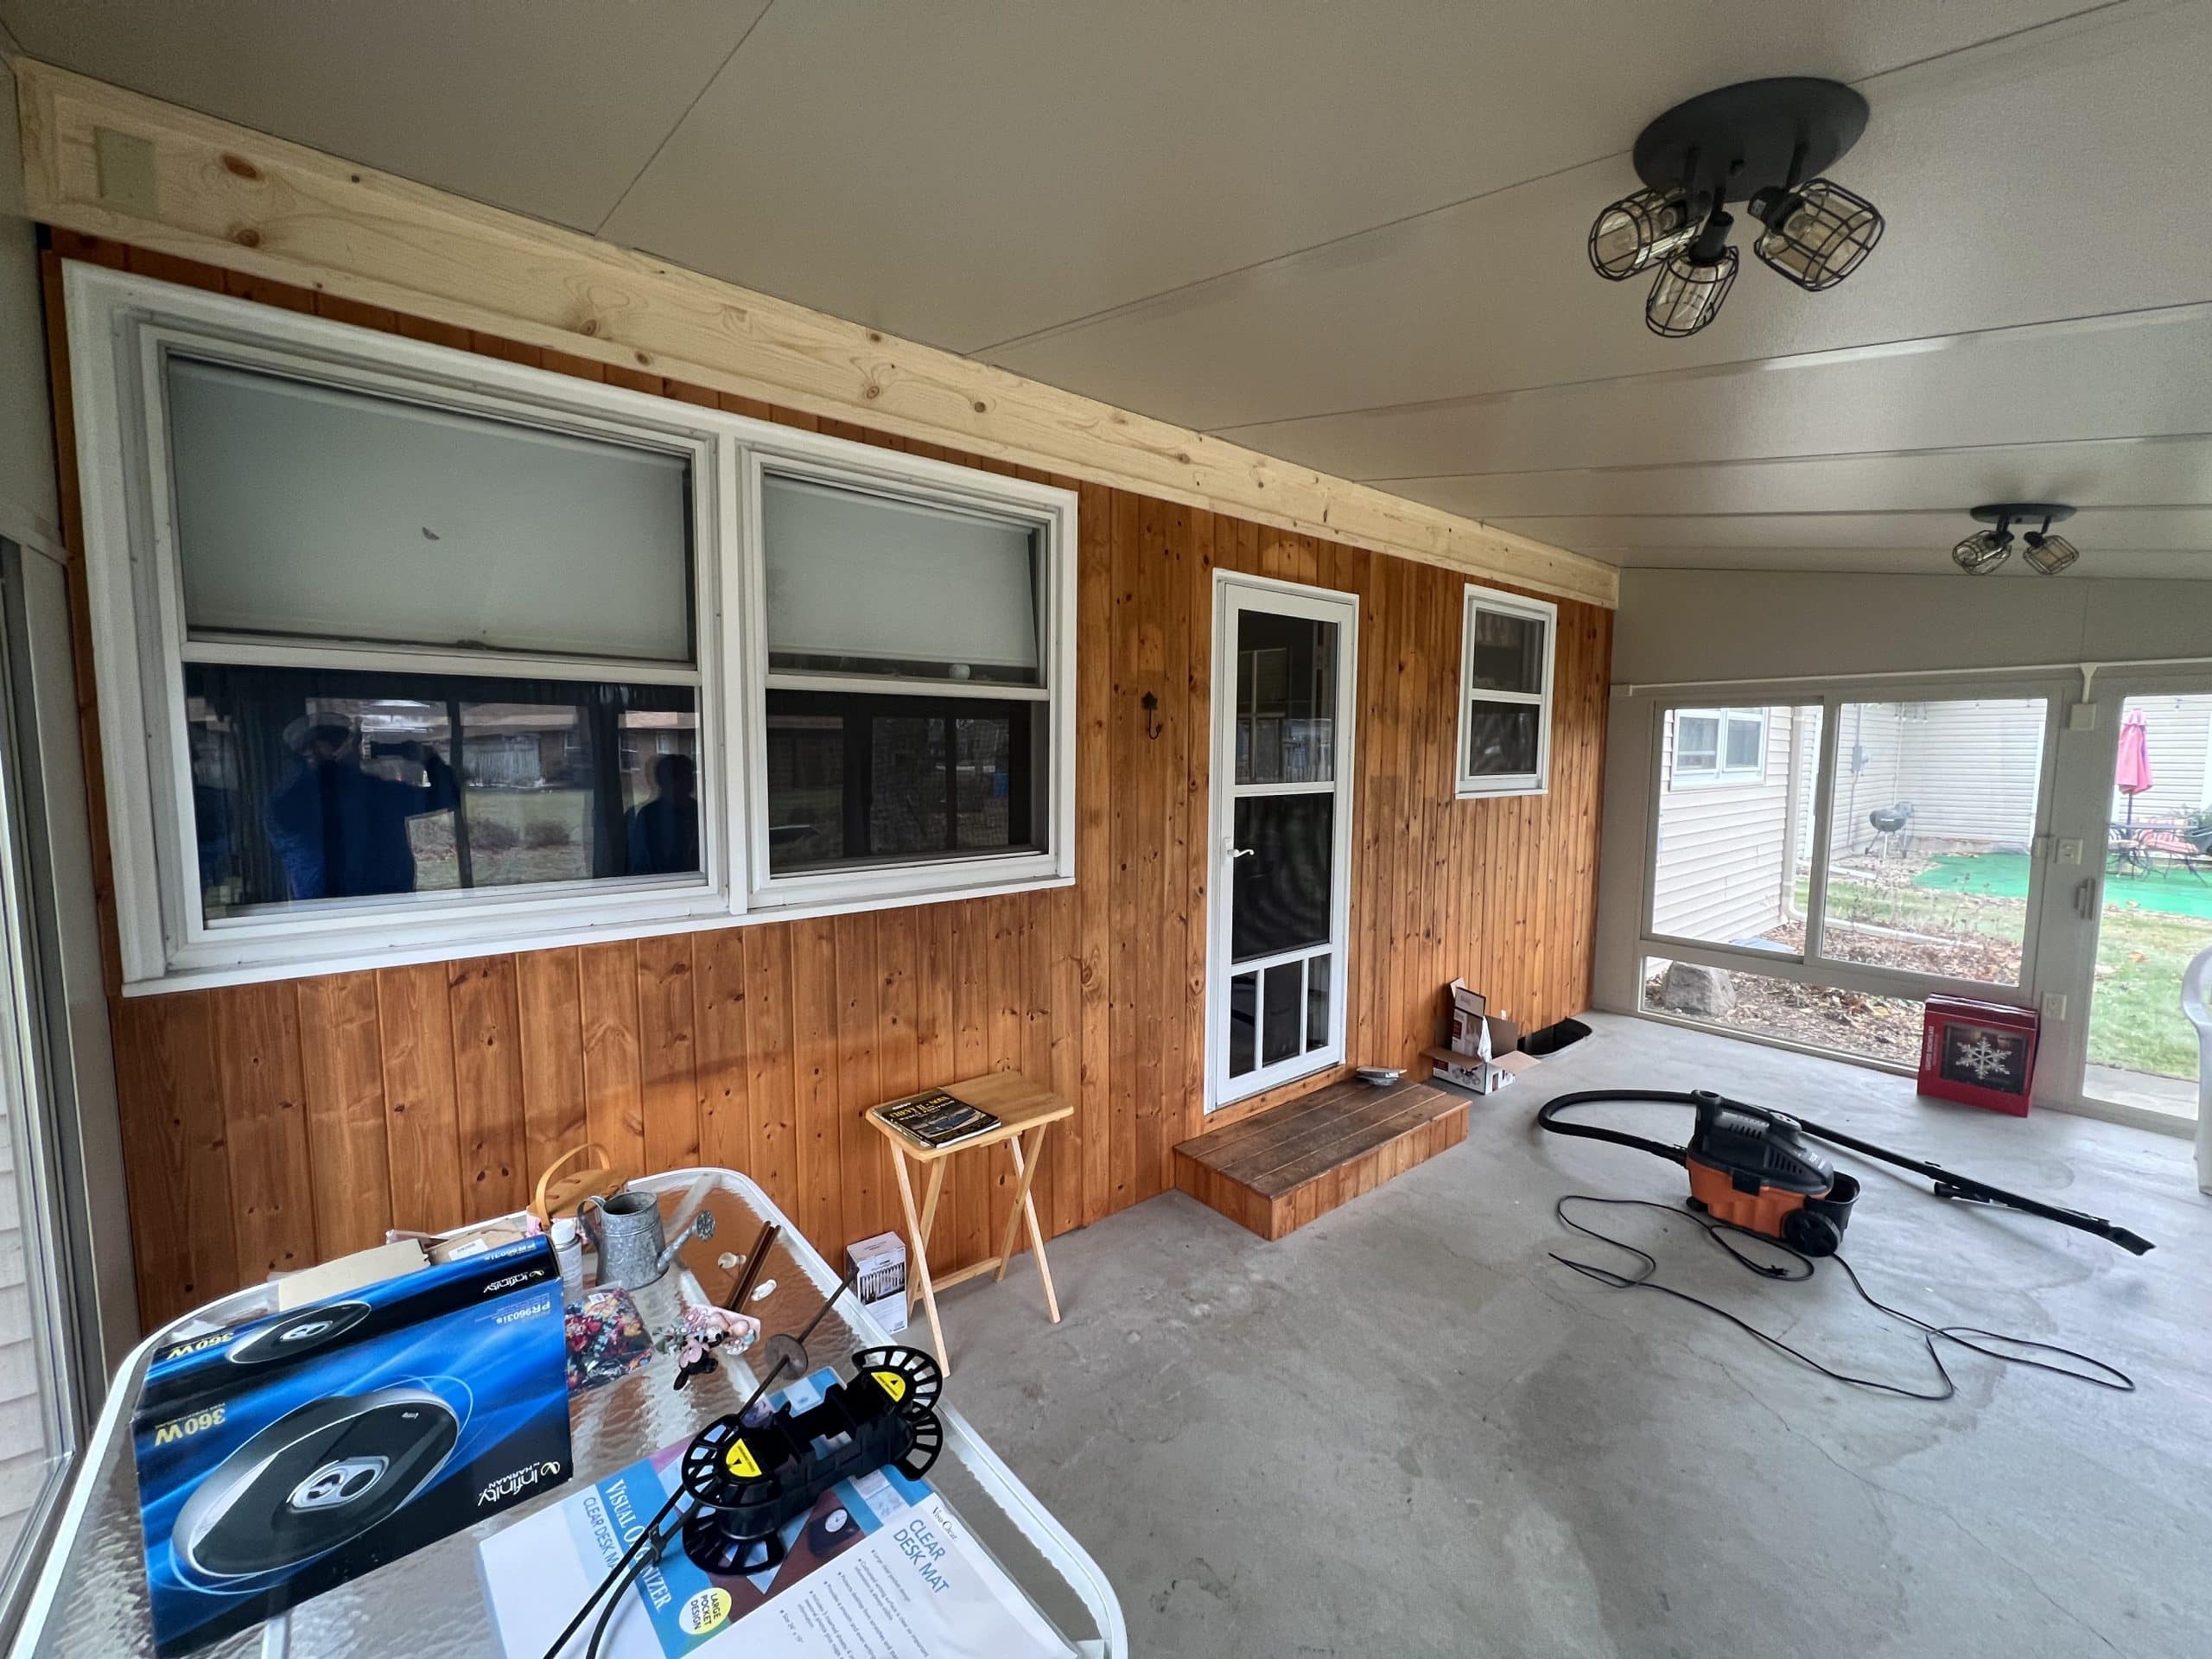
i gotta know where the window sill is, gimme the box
[1456,778,1549,800]
[124,868,1077,995]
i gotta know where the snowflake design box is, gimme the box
[1917,994,2039,1116]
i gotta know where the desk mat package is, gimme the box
[133,1236,571,1656]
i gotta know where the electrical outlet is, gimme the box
[2041,991,2068,1022]
[2056,838,2084,866]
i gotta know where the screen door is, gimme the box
[1207,574,1357,1108]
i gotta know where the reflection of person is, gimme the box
[627,753,699,874]
[264,714,459,900]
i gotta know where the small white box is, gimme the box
[849,1230,909,1334]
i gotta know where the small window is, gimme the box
[1671,707,1768,787]
[1456,588,1556,798]
[748,462,1069,906]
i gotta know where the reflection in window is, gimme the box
[186,665,699,918]
[1465,703,1540,779]
[1235,612,1336,785]
[765,691,1039,874]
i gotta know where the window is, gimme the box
[66,265,1075,989]
[1670,708,1768,785]
[746,467,1065,905]
[1456,588,1555,797]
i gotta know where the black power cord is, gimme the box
[1550,1195,2135,1401]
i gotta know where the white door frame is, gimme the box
[1204,571,1358,1110]
[2033,667,2212,1130]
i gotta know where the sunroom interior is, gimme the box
[2,6,2210,1658]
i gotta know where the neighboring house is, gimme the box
[2112,693,2212,826]
[1651,696,2059,948]
[1650,704,1810,947]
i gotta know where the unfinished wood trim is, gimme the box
[12,58,1614,608]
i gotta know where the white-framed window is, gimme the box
[1670,707,1768,786]
[65,264,1076,991]
[1456,587,1555,798]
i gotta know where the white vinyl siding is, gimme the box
[1650,706,1805,946]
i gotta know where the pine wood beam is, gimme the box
[13,57,1615,607]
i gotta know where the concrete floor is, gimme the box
[940,1014,2212,1658]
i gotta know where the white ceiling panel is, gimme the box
[1491,507,2212,552]
[991,3,2212,432]
[0,0,772,230]
[1586,543,2209,578]
[1382,437,2212,523]
[1236,303,2212,480]
[599,0,2088,353]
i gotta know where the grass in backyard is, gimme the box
[1786,864,2208,1082]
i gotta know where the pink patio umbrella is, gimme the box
[2115,708,2153,827]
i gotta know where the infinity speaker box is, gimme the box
[132,1236,571,1655]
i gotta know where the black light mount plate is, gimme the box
[1632,78,1869,205]
[1970,503,2076,525]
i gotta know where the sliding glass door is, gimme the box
[1637,683,2063,1069]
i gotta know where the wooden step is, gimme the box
[1172,1078,1468,1240]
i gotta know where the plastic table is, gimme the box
[14,1167,1125,1657]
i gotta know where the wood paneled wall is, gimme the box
[41,234,1611,1331]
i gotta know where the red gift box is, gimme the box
[1918,995,2038,1116]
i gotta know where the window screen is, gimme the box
[165,356,695,662]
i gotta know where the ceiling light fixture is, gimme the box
[1588,78,1883,337]
[1954,504,2079,576]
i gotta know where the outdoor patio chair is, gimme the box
[2108,821,2151,877]
[2137,824,2210,883]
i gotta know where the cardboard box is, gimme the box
[133,1237,571,1655]
[1426,1045,1537,1096]
[1446,980,1523,1059]
[849,1230,909,1334]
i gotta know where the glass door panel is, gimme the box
[1815,697,2050,986]
[1211,579,1357,1107]
[2082,691,2212,1122]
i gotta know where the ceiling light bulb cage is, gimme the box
[1589,78,1880,333]
[1646,245,1738,338]
[2023,531,2081,576]
[1751,178,1885,290]
[1951,528,2012,575]
[1588,187,1701,281]
[1955,503,2079,576]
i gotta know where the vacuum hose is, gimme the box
[1539,1088,2153,1256]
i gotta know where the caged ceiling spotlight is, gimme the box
[1953,504,2080,576]
[1588,78,1884,337]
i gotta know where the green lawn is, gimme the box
[1789,863,2206,1082]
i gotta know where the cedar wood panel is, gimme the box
[39,234,1611,1329]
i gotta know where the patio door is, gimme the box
[1206,574,1357,1109]
[2056,674,2212,1126]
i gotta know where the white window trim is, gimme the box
[1455,586,1555,798]
[735,446,1077,912]
[1669,706,1768,788]
[65,264,1077,993]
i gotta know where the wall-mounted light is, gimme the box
[1953,503,2079,575]
[1588,78,1883,337]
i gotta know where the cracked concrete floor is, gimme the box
[936,1014,2212,1657]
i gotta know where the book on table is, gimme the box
[875,1089,1001,1150]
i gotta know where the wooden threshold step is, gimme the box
[1172,1078,1467,1241]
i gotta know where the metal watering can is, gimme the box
[577,1186,715,1291]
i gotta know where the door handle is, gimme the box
[1226,842,1255,861]
[2074,878,2095,920]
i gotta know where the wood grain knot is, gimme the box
[220,154,261,181]
[232,226,261,248]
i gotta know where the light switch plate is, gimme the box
[2056,838,2084,865]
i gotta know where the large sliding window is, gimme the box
[67,264,1075,990]
[1637,683,2062,1069]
